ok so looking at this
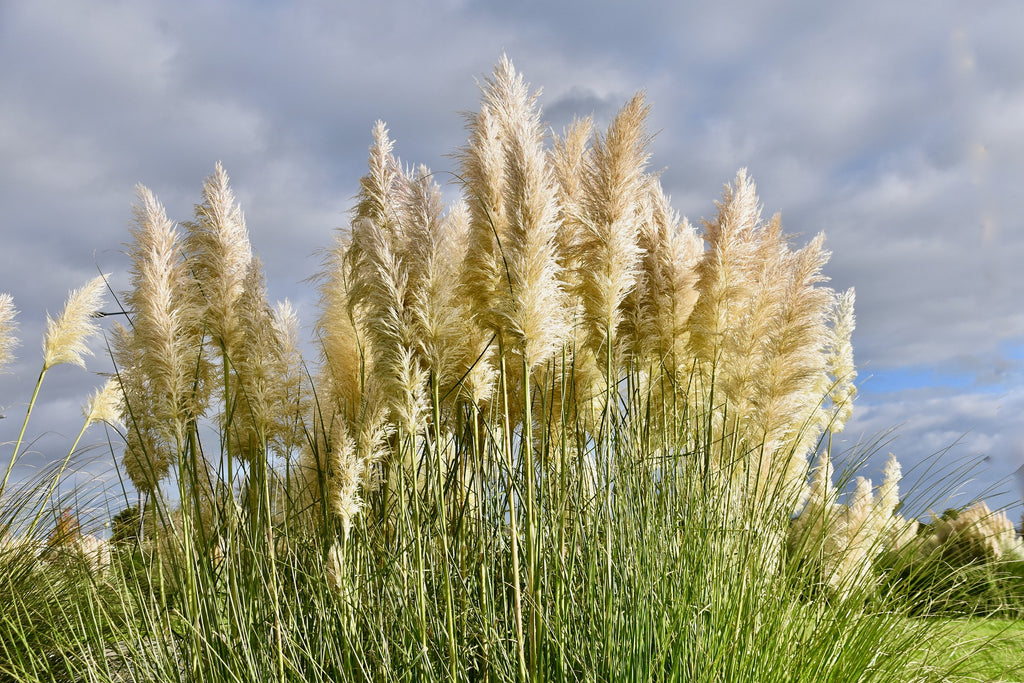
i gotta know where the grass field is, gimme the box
[934,619,1024,682]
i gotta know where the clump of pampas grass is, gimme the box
[920,501,1024,563]
[789,452,911,599]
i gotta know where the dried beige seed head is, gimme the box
[824,288,857,432]
[126,185,202,432]
[572,93,651,371]
[183,163,253,357]
[83,378,123,427]
[271,299,307,455]
[317,235,365,426]
[461,56,569,372]
[43,275,108,371]
[0,293,17,371]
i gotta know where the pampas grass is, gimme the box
[183,162,253,358]
[42,275,107,372]
[0,293,16,372]
[2,57,1018,683]
[2,275,107,500]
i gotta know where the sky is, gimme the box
[1,0,1023,523]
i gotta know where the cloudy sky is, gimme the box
[2,0,1022,521]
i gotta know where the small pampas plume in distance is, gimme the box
[73,534,112,575]
[42,275,108,371]
[0,293,17,370]
[823,288,857,433]
[83,377,123,427]
[928,501,1024,562]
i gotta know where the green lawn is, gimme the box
[933,618,1024,682]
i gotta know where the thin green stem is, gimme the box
[0,366,47,500]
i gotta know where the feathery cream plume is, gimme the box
[112,322,172,493]
[231,257,285,463]
[0,293,17,371]
[125,185,203,437]
[685,170,765,482]
[353,374,392,493]
[42,275,108,371]
[327,422,363,536]
[874,453,902,524]
[448,201,498,406]
[626,178,701,372]
[549,117,593,290]
[489,58,569,370]
[317,234,366,427]
[348,125,428,435]
[751,231,832,489]
[571,93,651,374]
[927,501,1023,562]
[348,212,427,434]
[355,121,405,240]
[271,299,307,455]
[832,476,877,596]
[687,169,762,371]
[823,288,857,432]
[459,101,509,335]
[83,377,123,427]
[789,449,838,555]
[183,163,253,357]
[297,374,390,533]
[402,167,471,396]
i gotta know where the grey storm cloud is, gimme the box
[1,0,1023,519]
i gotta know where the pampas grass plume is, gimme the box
[184,162,253,355]
[42,275,108,371]
[0,293,17,371]
[490,58,568,369]
[126,185,199,431]
[84,377,123,427]
[318,235,366,426]
[573,93,651,362]
[824,288,857,432]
